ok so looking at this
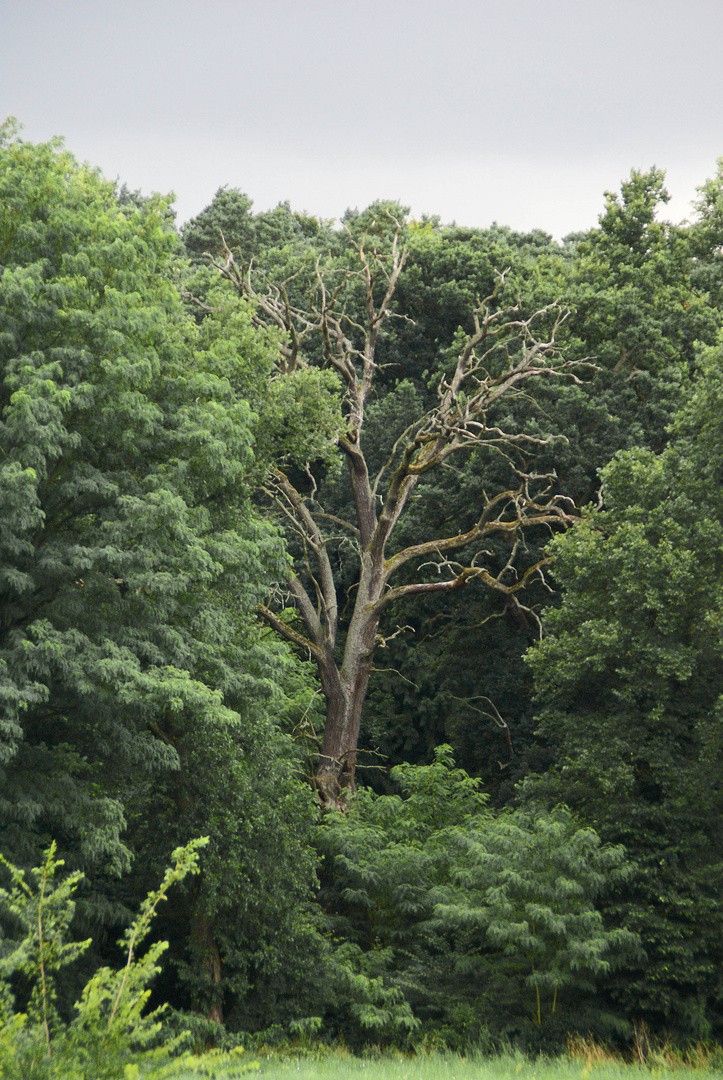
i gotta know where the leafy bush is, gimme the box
[0,837,256,1078]
[319,747,639,1048]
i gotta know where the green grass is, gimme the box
[263,1059,721,1080]
[166,1050,723,1080]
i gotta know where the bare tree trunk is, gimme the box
[316,670,368,802]
[316,603,379,804]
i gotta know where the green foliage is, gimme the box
[0,838,211,1079]
[181,187,334,269]
[327,941,420,1045]
[320,749,636,1046]
[360,166,723,802]
[182,188,257,266]
[524,338,723,1037]
[257,368,345,468]
[8,124,723,1047]
[437,809,638,1026]
[689,157,723,308]
[0,126,276,871]
[0,126,327,1034]
[0,843,88,1042]
[563,168,716,382]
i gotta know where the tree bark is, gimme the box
[169,761,224,1021]
[315,557,382,803]
[189,911,224,1025]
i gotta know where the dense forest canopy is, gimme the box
[2,118,723,1066]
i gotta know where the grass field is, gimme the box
[165,1048,723,1080]
[252,1055,723,1080]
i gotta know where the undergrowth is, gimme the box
[567,1029,723,1072]
[3,844,722,1078]
[0,838,257,1079]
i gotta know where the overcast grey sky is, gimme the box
[3,0,723,237]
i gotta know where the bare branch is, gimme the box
[257,605,323,661]
[451,694,514,768]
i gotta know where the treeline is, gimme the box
[1,116,723,1062]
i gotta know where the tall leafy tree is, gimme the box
[524,338,723,1038]
[0,122,321,1026]
[554,169,720,475]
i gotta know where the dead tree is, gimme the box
[207,217,585,807]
